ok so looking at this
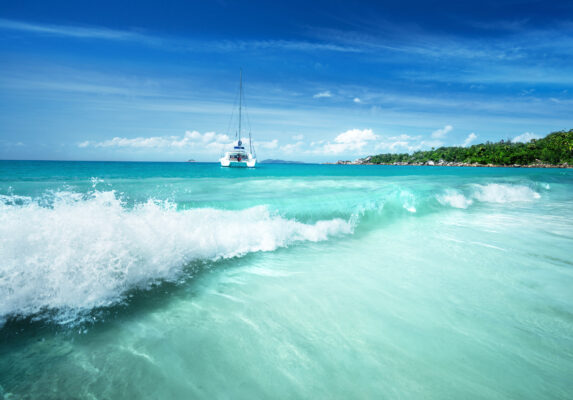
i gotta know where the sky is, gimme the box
[1,0,572,162]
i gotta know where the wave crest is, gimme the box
[437,184,541,209]
[437,190,474,209]
[472,183,541,203]
[0,191,352,324]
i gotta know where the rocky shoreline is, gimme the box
[327,158,572,168]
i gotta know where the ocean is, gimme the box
[1,160,572,399]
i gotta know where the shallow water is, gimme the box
[1,161,572,399]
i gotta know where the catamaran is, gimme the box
[220,70,257,168]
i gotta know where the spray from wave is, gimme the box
[0,183,544,325]
[0,191,352,325]
[472,183,541,203]
[436,190,474,209]
[437,183,541,209]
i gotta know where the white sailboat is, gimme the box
[220,70,257,168]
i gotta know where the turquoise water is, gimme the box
[1,161,572,399]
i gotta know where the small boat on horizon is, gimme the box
[220,70,257,168]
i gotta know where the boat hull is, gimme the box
[220,157,256,168]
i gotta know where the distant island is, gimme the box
[335,129,573,168]
[261,159,306,164]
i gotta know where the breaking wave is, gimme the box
[0,191,352,325]
[437,183,541,209]
[0,182,544,325]
[437,190,474,209]
[472,183,541,203]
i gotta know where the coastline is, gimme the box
[326,160,572,168]
[325,130,573,169]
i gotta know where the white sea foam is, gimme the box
[436,190,473,209]
[0,191,352,323]
[472,184,541,203]
[437,184,540,209]
[400,190,417,213]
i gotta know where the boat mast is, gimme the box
[238,69,242,143]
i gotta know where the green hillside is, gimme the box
[369,129,573,166]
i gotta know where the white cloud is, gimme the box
[0,18,153,43]
[315,128,378,155]
[512,132,540,143]
[0,19,360,54]
[353,97,361,103]
[462,132,478,147]
[388,134,420,141]
[335,128,377,144]
[226,40,359,53]
[370,133,446,154]
[374,141,412,152]
[310,129,451,156]
[78,130,232,150]
[313,91,332,98]
[280,141,305,154]
[292,134,304,140]
[431,125,453,138]
[256,139,279,149]
[418,139,444,150]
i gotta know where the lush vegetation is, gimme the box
[369,129,573,166]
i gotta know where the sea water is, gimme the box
[0,161,572,399]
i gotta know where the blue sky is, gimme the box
[1,0,572,162]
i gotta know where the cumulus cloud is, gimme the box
[315,128,378,155]
[78,130,232,150]
[431,125,453,139]
[311,128,454,157]
[375,135,445,153]
[313,91,332,98]
[462,132,478,147]
[353,97,361,103]
[512,132,540,143]
[336,128,377,144]
[280,141,305,154]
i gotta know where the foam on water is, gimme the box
[437,183,541,209]
[0,190,352,324]
[472,183,541,203]
[436,190,474,209]
[0,182,545,325]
